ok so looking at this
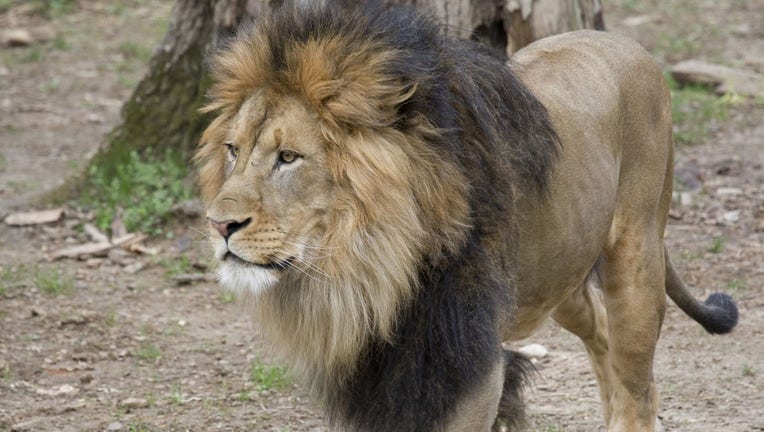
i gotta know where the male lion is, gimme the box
[195,2,738,431]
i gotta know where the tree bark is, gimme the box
[85,0,256,180]
[79,0,603,194]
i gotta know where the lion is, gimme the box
[194,2,739,431]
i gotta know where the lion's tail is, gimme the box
[665,248,738,334]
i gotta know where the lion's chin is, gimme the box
[218,261,280,296]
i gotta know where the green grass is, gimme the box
[26,0,77,17]
[707,237,725,254]
[126,420,151,432]
[726,278,746,292]
[156,255,192,277]
[169,384,185,405]
[135,342,162,362]
[250,360,291,392]
[742,364,755,377]
[35,267,73,295]
[1,364,13,383]
[1,266,24,296]
[667,74,730,145]
[21,45,45,63]
[81,150,193,236]
[0,153,7,172]
[105,312,118,327]
[52,36,70,51]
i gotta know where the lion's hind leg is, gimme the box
[552,271,615,426]
[598,224,667,432]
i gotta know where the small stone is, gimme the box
[35,384,78,397]
[518,343,548,359]
[3,29,34,47]
[723,210,740,223]
[107,421,123,431]
[123,262,146,274]
[120,397,149,410]
[671,59,764,97]
[178,320,187,327]
[716,187,742,197]
[621,15,654,27]
[85,113,104,124]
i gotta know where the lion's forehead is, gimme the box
[229,95,324,156]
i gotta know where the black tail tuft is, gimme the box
[701,292,739,334]
[493,350,535,432]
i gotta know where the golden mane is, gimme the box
[196,3,473,398]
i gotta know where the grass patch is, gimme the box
[726,278,746,292]
[742,364,755,377]
[707,237,725,254]
[0,153,6,172]
[1,364,13,383]
[126,420,151,432]
[156,255,192,277]
[52,36,70,51]
[135,342,162,362]
[250,360,291,392]
[28,0,76,17]
[169,384,185,405]
[0,266,25,295]
[35,267,73,295]
[667,74,730,145]
[81,150,192,236]
[21,45,45,63]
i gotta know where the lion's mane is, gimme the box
[196,2,557,429]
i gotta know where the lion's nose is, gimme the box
[207,217,251,239]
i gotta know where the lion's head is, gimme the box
[195,3,475,387]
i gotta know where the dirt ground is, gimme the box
[1,1,763,431]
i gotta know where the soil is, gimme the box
[1,1,762,431]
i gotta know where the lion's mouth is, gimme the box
[223,251,293,271]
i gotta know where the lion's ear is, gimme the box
[287,40,416,130]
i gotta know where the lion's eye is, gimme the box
[224,142,238,160]
[278,149,299,164]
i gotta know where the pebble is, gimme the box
[716,187,742,197]
[2,29,34,47]
[120,397,149,410]
[35,384,78,397]
[723,210,740,223]
[518,343,548,359]
[107,422,123,431]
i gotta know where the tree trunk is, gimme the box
[79,0,603,195]
[83,0,259,182]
